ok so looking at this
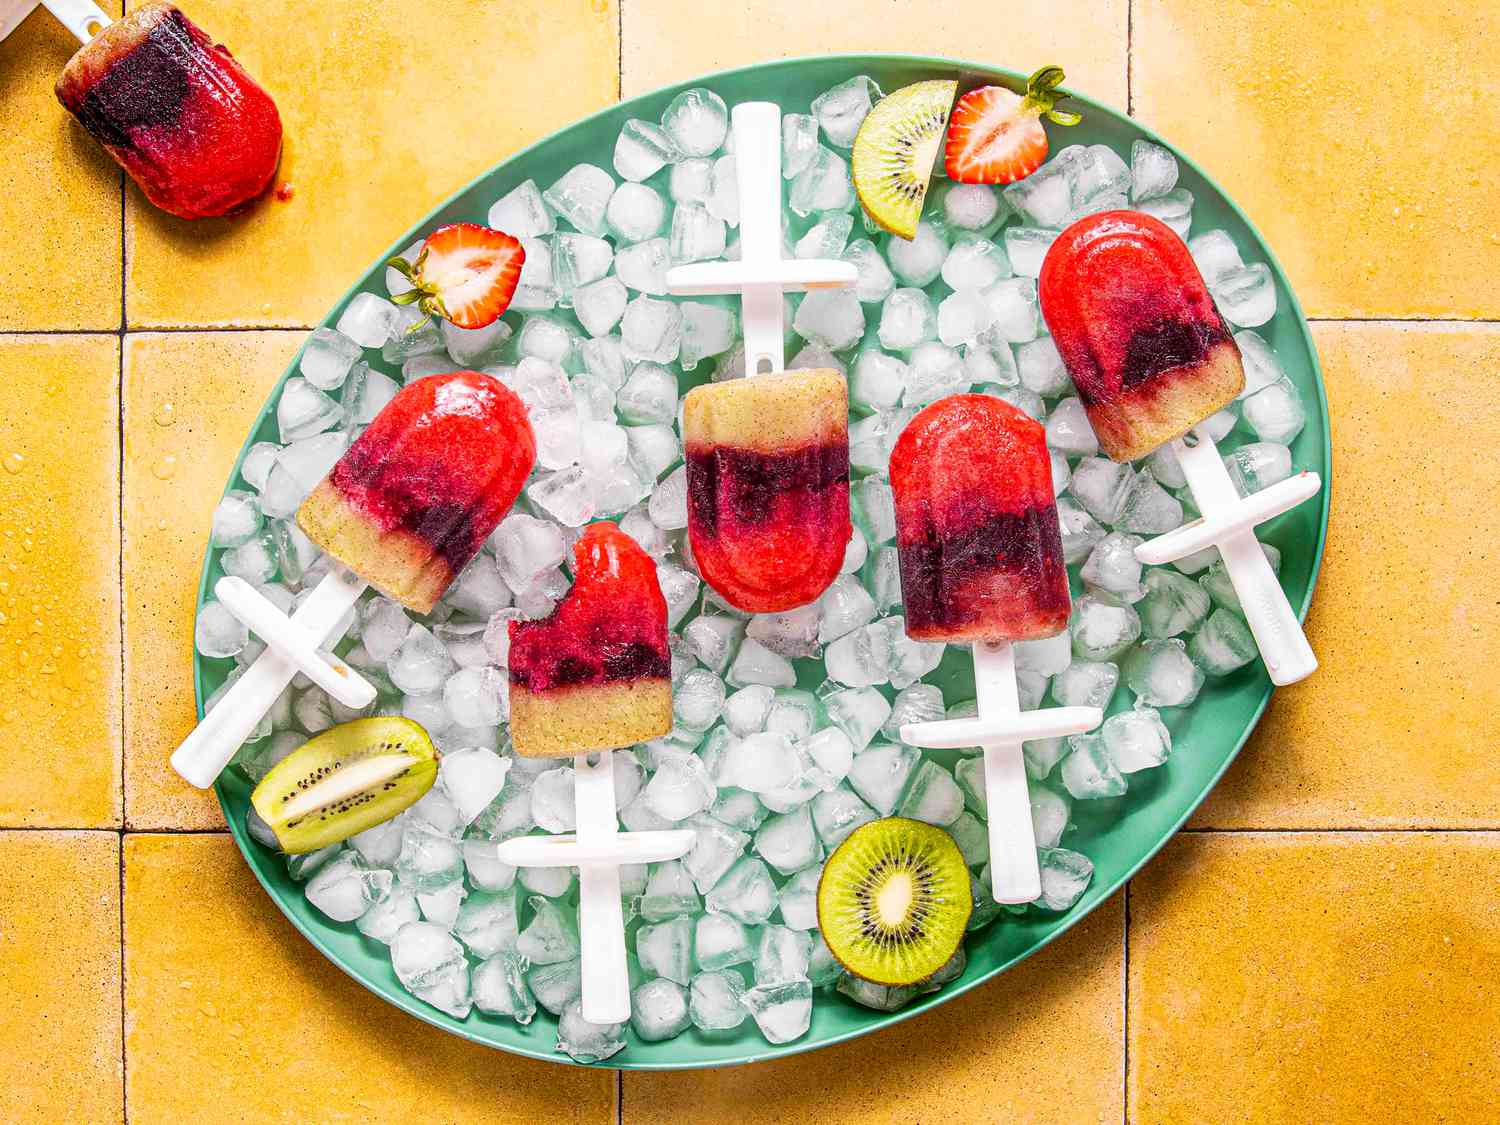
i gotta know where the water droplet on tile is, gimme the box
[153,401,178,427]
[2,452,23,475]
[152,455,178,480]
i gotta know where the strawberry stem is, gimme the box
[1022,65,1081,126]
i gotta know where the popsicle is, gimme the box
[54,1,282,219]
[1040,210,1321,686]
[298,369,536,615]
[508,522,673,758]
[171,368,536,790]
[892,394,1101,903]
[499,522,692,1025]
[681,369,851,613]
[1039,210,1242,463]
[891,393,1070,643]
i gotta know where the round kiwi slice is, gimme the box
[852,79,958,239]
[818,816,972,985]
[251,717,438,854]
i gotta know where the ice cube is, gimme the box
[1069,457,1135,524]
[514,895,580,966]
[668,157,713,206]
[1004,226,1062,280]
[843,238,897,303]
[794,289,866,352]
[754,924,813,986]
[796,212,854,260]
[335,292,401,348]
[812,74,880,148]
[849,349,908,413]
[528,767,578,834]
[811,785,877,848]
[1224,441,1294,496]
[1188,607,1258,676]
[1016,337,1070,399]
[194,600,248,660]
[634,915,694,985]
[1060,732,1127,799]
[1002,153,1077,227]
[610,237,669,297]
[1138,569,1212,639]
[471,951,535,1023]
[1187,229,1242,286]
[886,220,948,287]
[678,301,737,370]
[442,666,506,730]
[445,553,511,617]
[816,574,878,644]
[989,384,1046,422]
[780,111,820,179]
[525,467,593,526]
[355,883,419,944]
[937,186,1000,237]
[963,327,1021,389]
[627,977,690,1043]
[983,277,1040,343]
[788,146,853,215]
[391,921,471,1018]
[276,377,342,443]
[606,181,668,244]
[488,178,554,237]
[556,999,626,1063]
[1039,400,1096,463]
[661,87,729,157]
[441,317,512,368]
[1136,187,1193,239]
[942,235,1011,293]
[1232,329,1285,400]
[571,276,628,338]
[305,853,391,922]
[741,979,812,1044]
[1129,138,1179,202]
[615,118,681,182]
[643,752,717,822]
[694,913,753,974]
[527,957,582,1015]
[543,164,615,236]
[1035,846,1093,911]
[705,154,740,226]
[1101,706,1171,772]
[510,235,559,311]
[626,422,681,481]
[898,760,964,826]
[669,201,727,264]
[690,969,748,1030]
[299,327,363,392]
[1241,376,1306,445]
[884,683,944,741]
[937,290,996,347]
[823,620,892,688]
[1051,660,1120,710]
[655,561,700,628]
[705,856,779,925]
[1123,638,1205,707]
[390,624,456,696]
[621,296,684,364]
[1213,262,1277,327]
[723,684,774,737]
[726,637,797,689]
[878,288,937,351]
[754,805,822,874]
[847,742,917,815]
[1070,594,1143,661]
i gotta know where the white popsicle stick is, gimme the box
[902,640,1101,905]
[1133,429,1320,686]
[215,576,376,710]
[491,751,695,1024]
[666,102,855,376]
[170,568,366,789]
[41,0,109,42]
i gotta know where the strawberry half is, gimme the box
[387,222,524,329]
[943,66,1081,185]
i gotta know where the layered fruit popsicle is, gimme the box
[298,370,535,614]
[682,369,851,613]
[1039,210,1244,462]
[890,394,1070,643]
[55,2,282,219]
[508,523,672,758]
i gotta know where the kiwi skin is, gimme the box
[817,816,973,986]
[852,79,958,239]
[251,716,438,854]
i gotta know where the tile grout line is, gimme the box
[1121,882,1130,1125]
[10,824,1500,835]
[117,146,130,1125]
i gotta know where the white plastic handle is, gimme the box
[169,568,366,789]
[729,102,785,377]
[215,577,376,710]
[665,259,858,296]
[492,829,697,868]
[573,751,629,1024]
[1143,433,1318,686]
[41,0,110,42]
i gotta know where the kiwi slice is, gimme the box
[818,816,972,985]
[251,717,437,854]
[852,79,957,239]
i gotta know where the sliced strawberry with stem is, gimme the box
[943,65,1081,185]
[387,222,524,330]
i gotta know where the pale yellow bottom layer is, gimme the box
[509,679,673,759]
[1090,340,1245,462]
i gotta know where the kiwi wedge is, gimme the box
[818,816,971,985]
[852,79,957,239]
[251,717,437,854]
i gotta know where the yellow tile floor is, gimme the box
[0,0,1495,1120]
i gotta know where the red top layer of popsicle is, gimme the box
[509,523,671,694]
[890,394,1070,643]
[56,2,282,219]
[326,370,535,576]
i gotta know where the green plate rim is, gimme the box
[198,50,1332,1070]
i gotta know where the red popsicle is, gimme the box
[682,369,851,614]
[508,523,673,758]
[890,394,1070,644]
[55,2,282,219]
[1039,210,1244,462]
[298,370,535,614]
